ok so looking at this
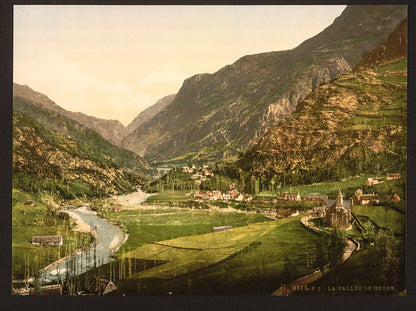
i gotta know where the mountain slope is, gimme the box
[12,111,142,200]
[13,83,128,146]
[13,97,150,176]
[126,94,176,134]
[236,18,407,188]
[122,5,407,163]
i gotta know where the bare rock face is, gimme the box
[123,5,407,163]
[13,83,127,147]
[237,17,407,184]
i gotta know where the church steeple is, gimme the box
[336,188,343,207]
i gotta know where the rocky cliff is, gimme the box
[122,5,407,163]
[236,18,407,187]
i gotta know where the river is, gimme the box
[37,205,126,284]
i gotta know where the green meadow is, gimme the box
[95,205,269,254]
[114,215,324,295]
[12,189,93,281]
[351,205,405,235]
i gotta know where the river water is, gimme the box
[37,206,125,284]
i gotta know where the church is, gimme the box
[325,189,352,228]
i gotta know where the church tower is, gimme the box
[336,188,343,208]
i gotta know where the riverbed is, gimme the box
[38,205,126,284]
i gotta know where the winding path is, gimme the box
[271,215,359,296]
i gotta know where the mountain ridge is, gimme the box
[121,5,407,163]
[13,96,151,176]
[13,83,128,147]
[13,110,143,200]
[126,94,176,134]
[235,17,407,189]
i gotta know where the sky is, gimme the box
[14,5,346,126]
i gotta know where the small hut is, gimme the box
[32,235,63,246]
[24,200,34,206]
[113,206,122,212]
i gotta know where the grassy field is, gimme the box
[259,175,371,199]
[111,215,325,295]
[351,205,405,235]
[12,189,93,281]
[121,219,280,279]
[98,205,269,254]
[144,189,191,203]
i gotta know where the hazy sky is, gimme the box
[14,5,346,126]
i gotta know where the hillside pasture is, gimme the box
[351,205,405,235]
[115,216,325,295]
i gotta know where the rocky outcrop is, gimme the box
[237,17,407,185]
[122,5,407,163]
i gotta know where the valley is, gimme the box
[11,5,407,296]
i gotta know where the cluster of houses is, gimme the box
[365,173,401,186]
[182,164,214,185]
[193,184,252,202]
[276,192,328,205]
[305,173,402,228]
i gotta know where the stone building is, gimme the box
[386,173,401,181]
[276,192,301,202]
[325,189,351,228]
[351,189,380,205]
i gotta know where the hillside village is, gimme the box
[181,171,402,228]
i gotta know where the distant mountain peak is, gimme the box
[121,5,407,163]
[125,94,176,135]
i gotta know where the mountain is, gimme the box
[125,94,176,134]
[12,111,142,200]
[13,96,150,176]
[122,5,407,163]
[13,83,128,146]
[236,18,407,189]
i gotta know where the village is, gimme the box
[15,171,402,295]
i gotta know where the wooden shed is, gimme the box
[32,235,63,246]
[24,200,34,206]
